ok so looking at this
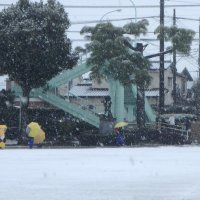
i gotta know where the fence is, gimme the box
[156,121,190,140]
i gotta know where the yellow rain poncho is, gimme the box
[0,125,7,136]
[34,129,45,144]
[0,125,7,149]
[27,122,41,137]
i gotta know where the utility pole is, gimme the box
[173,9,177,105]
[159,0,165,114]
[136,43,145,128]
[199,17,200,79]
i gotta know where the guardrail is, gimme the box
[156,122,190,140]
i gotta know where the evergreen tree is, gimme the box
[154,25,195,107]
[79,21,151,127]
[154,25,195,55]
[123,19,151,128]
[0,0,78,97]
[0,0,78,139]
[80,22,150,85]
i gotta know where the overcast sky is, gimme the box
[0,0,200,81]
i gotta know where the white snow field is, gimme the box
[1,146,200,200]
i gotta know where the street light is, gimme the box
[18,96,28,133]
[100,9,121,22]
[129,0,137,23]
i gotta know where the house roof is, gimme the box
[69,83,109,97]
[145,89,159,97]
[82,71,91,80]
[181,67,193,81]
[68,83,162,98]
[145,88,170,97]
[149,61,192,81]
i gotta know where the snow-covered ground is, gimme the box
[1,146,200,200]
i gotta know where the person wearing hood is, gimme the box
[115,127,125,146]
[0,125,7,149]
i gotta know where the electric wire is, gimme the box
[1,3,200,8]
[166,0,200,4]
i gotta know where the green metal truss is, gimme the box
[12,59,155,127]
[33,88,100,128]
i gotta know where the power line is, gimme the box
[166,0,200,4]
[53,4,200,8]
[70,38,200,42]
[173,16,200,22]
[1,4,200,8]
[71,16,200,25]
[0,4,10,7]
[1,4,200,23]
[185,55,199,64]
[71,16,158,25]
[67,30,200,34]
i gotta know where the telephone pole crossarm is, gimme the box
[145,49,173,59]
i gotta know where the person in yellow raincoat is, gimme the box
[34,129,45,148]
[26,122,45,148]
[26,125,34,149]
[26,122,40,148]
[0,125,7,149]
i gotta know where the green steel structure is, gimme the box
[11,60,156,128]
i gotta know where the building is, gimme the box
[6,60,192,120]
[146,60,192,107]
[66,60,192,112]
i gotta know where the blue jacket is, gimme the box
[116,134,125,146]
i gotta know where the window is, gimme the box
[181,80,186,93]
[168,77,173,88]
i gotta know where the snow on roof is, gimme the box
[82,71,91,80]
[69,83,108,97]
[145,89,159,97]
[69,84,159,98]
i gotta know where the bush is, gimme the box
[125,128,186,145]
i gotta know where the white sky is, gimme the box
[1,147,200,200]
[0,0,199,81]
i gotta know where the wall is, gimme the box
[148,68,188,106]
[69,96,105,114]
[92,79,109,89]
[57,76,83,97]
